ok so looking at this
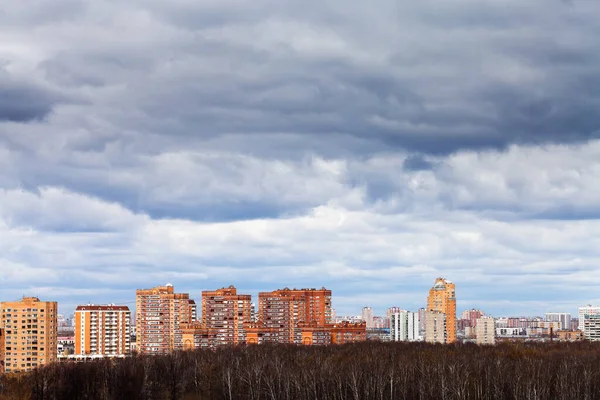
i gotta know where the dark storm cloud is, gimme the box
[0,73,62,122]
[402,155,434,172]
[3,0,593,155]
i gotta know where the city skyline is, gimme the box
[6,279,587,321]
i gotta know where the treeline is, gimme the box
[2,341,600,400]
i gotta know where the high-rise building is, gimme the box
[386,307,403,318]
[475,316,495,345]
[74,305,130,356]
[0,297,58,373]
[583,314,600,341]
[427,277,456,343]
[461,309,485,328]
[362,307,374,329]
[545,312,571,331]
[578,306,600,331]
[424,310,446,343]
[135,284,196,354]
[257,287,332,344]
[418,307,426,334]
[201,285,252,346]
[390,311,420,342]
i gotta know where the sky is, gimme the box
[1,0,600,318]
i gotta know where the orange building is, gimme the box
[74,305,130,356]
[299,323,331,345]
[0,328,5,373]
[244,322,279,345]
[0,297,58,373]
[181,322,219,350]
[201,285,252,346]
[331,321,367,344]
[257,287,332,344]
[135,284,196,354]
[427,278,456,343]
[557,330,585,341]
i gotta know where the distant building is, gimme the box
[475,317,495,345]
[418,308,426,335]
[556,330,584,342]
[545,313,571,331]
[578,305,600,331]
[74,304,130,356]
[496,327,526,338]
[390,311,420,342]
[334,315,363,324]
[202,285,252,346]
[372,315,390,329]
[0,297,58,373]
[425,310,446,344]
[535,321,561,337]
[331,321,367,344]
[583,314,600,341]
[386,307,403,318]
[427,278,456,343]
[461,309,485,328]
[135,284,196,354]
[362,307,374,329]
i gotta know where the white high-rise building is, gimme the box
[362,307,374,329]
[544,313,571,330]
[390,311,420,342]
[578,305,600,331]
[75,305,131,356]
[584,314,600,341]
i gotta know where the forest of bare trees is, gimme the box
[2,341,600,400]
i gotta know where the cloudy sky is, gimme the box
[1,0,600,318]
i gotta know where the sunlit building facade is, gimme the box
[0,297,58,373]
[135,284,196,354]
[427,277,456,343]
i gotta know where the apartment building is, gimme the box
[545,312,571,331]
[257,287,332,344]
[556,330,585,341]
[578,305,600,331]
[362,307,374,329]
[427,277,456,343]
[201,285,252,346]
[583,314,600,341]
[0,297,58,373]
[331,321,367,344]
[74,305,130,356]
[390,311,420,342]
[461,309,485,328]
[182,323,219,349]
[475,316,495,345]
[425,310,446,344]
[299,323,332,345]
[135,284,196,354]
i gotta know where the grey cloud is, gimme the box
[2,0,596,154]
[0,74,61,122]
[402,155,435,171]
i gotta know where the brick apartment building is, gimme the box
[74,304,130,356]
[257,287,332,344]
[201,285,252,346]
[135,284,196,354]
[0,297,58,373]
